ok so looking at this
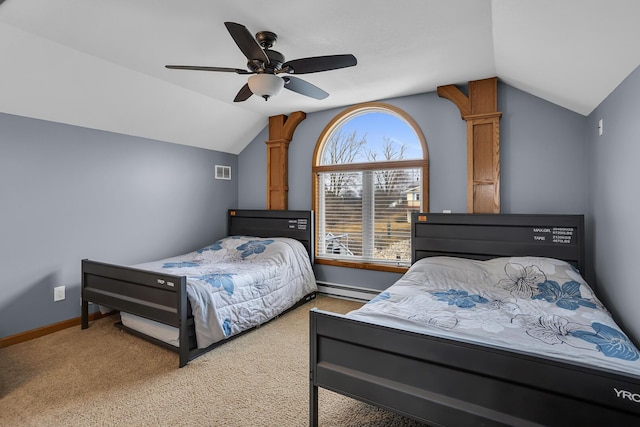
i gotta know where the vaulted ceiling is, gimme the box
[1,0,639,154]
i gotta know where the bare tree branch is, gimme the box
[322,130,367,196]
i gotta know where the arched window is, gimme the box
[312,102,429,272]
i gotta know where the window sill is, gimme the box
[314,257,409,273]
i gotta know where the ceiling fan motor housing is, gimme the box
[247,49,284,74]
[265,50,285,71]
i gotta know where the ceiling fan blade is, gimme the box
[166,65,252,74]
[234,83,253,102]
[282,54,357,74]
[283,76,328,100]
[224,22,269,64]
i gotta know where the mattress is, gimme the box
[121,236,317,348]
[120,311,180,347]
[347,256,640,377]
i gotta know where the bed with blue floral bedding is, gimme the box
[310,214,640,426]
[120,235,317,349]
[347,256,640,376]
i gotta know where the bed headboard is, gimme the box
[411,213,585,274]
[228,209,314,263]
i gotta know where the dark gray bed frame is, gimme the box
[310,213,640,426]
[81,209,315,368]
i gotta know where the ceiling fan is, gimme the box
[166,22,357,102]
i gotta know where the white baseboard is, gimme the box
[316,281,380,302]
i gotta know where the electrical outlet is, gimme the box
[54,286,65,302]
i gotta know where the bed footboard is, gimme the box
[81,259,191,367]
[309,309,640,427]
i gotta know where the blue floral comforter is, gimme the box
[131,236,317,348]
[347,256,640,376]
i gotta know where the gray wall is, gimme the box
[587,64,640,344]
[8,75,624,341]
[499,84,588,214]
[0,113,238,338]
[238,83,588,291]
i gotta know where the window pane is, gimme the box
[373,168,421,263]
[321,111,423,165]
[319,171,363,257]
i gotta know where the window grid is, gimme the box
[316,168,422,266]
[312,102,428,271]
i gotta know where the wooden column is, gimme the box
[437,77,502,213]
[265,111,306,210]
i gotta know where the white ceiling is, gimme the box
[1,0,639,154]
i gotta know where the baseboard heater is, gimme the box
[315,281,379,302]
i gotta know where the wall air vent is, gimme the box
[215,165,231,180]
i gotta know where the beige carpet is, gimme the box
[0,295,428,426]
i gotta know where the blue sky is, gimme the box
[336,111,423,162]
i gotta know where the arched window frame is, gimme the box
[312,102,429,273]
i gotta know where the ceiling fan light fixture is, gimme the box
[248,74,284,100]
